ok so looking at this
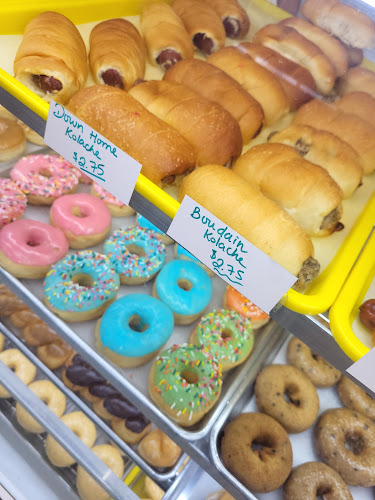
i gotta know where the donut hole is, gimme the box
[128,314,148,333]
[220,328,233,340]
[345,432,365,455]
[71,273,94,288]
[71,206,88,218]
[126,244,146,258]
[251,437,276,461]
[284,384,301,407]
[177,279,193,291]
[180,369,199,385]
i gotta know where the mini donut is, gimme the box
[174,243,213,276]
[91,182,134,217]
[153,260,213,325]
[0,118,26,162]
[137,213,173,245]
[314,408,375,486]
[0,219,69,279]
[18,121,45,146]
[10,154,79,205]
[189,309,254,371]
[138,429,181,468]
[0,178,27,228]
[284,462,353,500]
[111,414,151,444]
[62,352,106,393]
[104,226,165,285]
[16,380,66,433]
[95,294,174,367]
[255,364,319,433]
[221,412,293,493]
[223,285,269,329]
[287,337,342,387]
[45,411,97,467]
[0,349,37,398]
[338,376,375,421]
[37,341,73,371]
[50,193,112,249]
[149,344,222,427]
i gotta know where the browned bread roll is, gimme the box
[204,0,250,39]
[14,11,87,104]
[236,43,316,111]
[293,99,375,175]
[68,85,196,186]
[172,0,226,55]
[233,143,343,236]
[269,125,363,199]
[336,91,375,128]
[207,47,289,125]
[337,66,375,99]
[140,3,194,71]
[179,165,319,291]
[163,58,264,143]
[302,0,375,49]
[343,44,363,68]
[89,18,146,90]
[129,80,242,166]
[280,17,348,77]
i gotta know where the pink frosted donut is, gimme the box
[50,193,112,249]
[10,154,79,205]
[0,219,68,279]
[72,167,92,185]
[90,182,134,217]
[0,178,27,228]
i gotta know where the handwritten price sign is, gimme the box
[167,195,296,313]
[44,101,141,205]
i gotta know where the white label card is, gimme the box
[347,348,375,393]
[44,100,142,205]
[167,195,297,313]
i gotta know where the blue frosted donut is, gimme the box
[175,243,213,276]
[137,214,173,245]
[96,294,174,367]
[104,226,165,284]
[44,250,120,322]
[153,260,212,325]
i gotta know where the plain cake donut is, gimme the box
[0,349,37,398]
[338,376,375,420]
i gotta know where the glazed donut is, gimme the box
[287,337,342,387]
[314,408,375,486]
[153,260,213,325]
[44,250,120,322]
[17,121,45,146]
[111,414,151,444]
[91,183,134,217]
[221,412,293,493]
[137,213,173,245]
[45,411,97,467]
[284,462,353,500]
[149,344,222,426]
[50,193,111,249]
[338,376,375,420]
[189,309,254,371]
[0,219,69,279]
[76,444,124,500]
[95,294,174,367]
[0,349,37,398]
[0,178,27,228]
[175,243,213,276]
[104,226,165,285]
[138,429,181,468]
[37,341,73,370]
[10,154,79,205]
[255,364,319,433]
[16,380,66,433]
[223,286,269,330]
[0,118,26,162]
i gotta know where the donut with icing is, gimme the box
[223,286,269,329]
[137,213,173,245]
[174,243,213,276]
[0,118,26,162]
[0,349,37,398]
[111,414,151,444]
[0,178,27,228]
[72,167,92,184]
[91,182,134,217]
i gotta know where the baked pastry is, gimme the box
[144,477,164,500]
[336,91,375,128]
[344,44,363,68]
[14,11,88,104]
[337,66,375,100]
[337,376,375,421]
[0,349,37,398]
[138,429,181,468]
[0,118,26,162]
[204,0,250,39]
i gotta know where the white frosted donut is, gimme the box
[0,349,36,398]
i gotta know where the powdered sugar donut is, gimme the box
[0,178,27,228]
[91,182,134,217]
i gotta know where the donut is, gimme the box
[0,118,26,162]
[104,226,165,285]
[50,193,112,249]
[37,341,73,370]
[91,182,134,217]
[0,349,37,398]
[338,376,375,420]
[0,219,68,279]
[144,477,164,500]
[16,380,66,433]
[175,243,213,276]
[72,167,92,185]
[287,337,342,387]
[44,251,120,322]
[137,213,173,245]
[0,178,27,228]
[138,429,181,468]
[221,412,293,492]
[10,154,79,205]
[314,408,375,486]
[45,411,97,467]
[95,294,174,367]
[111,414,151,444]
[153,260,213,325]
[189,309,254,372]
[18,121,45,146]
[0,106,17,121]
[76,444,124,500]
[223,286,269,329]
[284,462,353,500]
[255,364,319,433]
[149,344,222,426]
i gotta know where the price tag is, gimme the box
[44,100,142,205]
[346,349,375,393]
[167,195,297,313]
